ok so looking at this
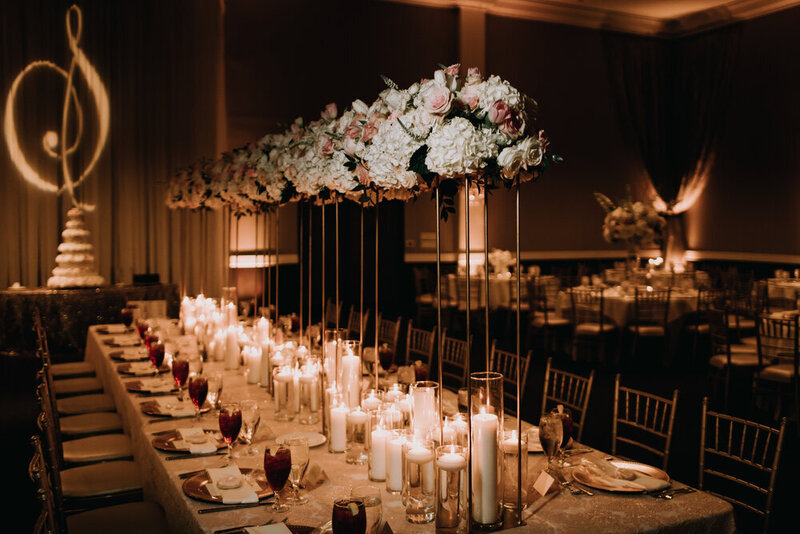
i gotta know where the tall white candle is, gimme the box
[259,340,272,386]
[472,408,499,525]
[244,346,261,384]
[292,370,301,414]
[370,426,389,481]
[330,404,348,452]
[411,387,437,436]
[341,352,361,408]
[386,433,405,492]
[224,326,239,369]
[299,369,320,412]
[256,317,270,343]
[213,329,226,361]
[406,443,435,493]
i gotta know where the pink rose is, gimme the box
[499,111,525,137]
[466,67,482,85]
[388,110,400,121]
[345,120,361,139]
[316,135,334,157]
[488,100,511,124]
[423,84,453,115]
[321,102,337,120]
[361,122,378,143]
[444,63,460,76]
[342,136,359,156]
[356,163,371,185]
[458,84,480,109]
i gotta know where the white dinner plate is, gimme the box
[275,431,327,448]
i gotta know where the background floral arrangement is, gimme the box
[166,65,561,215]
[594,192,666,249]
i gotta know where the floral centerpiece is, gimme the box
[595,192,666,275]
[487,249,514,274]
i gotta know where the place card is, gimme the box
[533,470,556,497]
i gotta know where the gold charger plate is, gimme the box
[117,362,169,376]
[110,350,149,362]
[125,379,177,395]
[140,399,211,418]
[151,428,225,452]
[572,460,670,493]
[182,468,272,503]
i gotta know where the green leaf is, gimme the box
[380,75,399,90]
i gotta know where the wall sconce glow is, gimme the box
[3,4,109,211]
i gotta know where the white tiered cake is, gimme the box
[47,207,105,288]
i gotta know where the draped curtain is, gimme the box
[0,0,226,295]
[604,26,740,259]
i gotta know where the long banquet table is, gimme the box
[84,325,735,533]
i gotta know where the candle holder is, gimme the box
[341,340,362,408]
[386,429,409,495]
[328,395,348,454]
[242,345,261,385]
[378,402,404,431]
[443,414,469,448]
[272,365,295,422]
[322,328,346,386]
[403,437,436,524]
[410,381,440,440]
[470,371,504,529]
[369,414,390,482]
[221,286,238,327]
[298,358,321,425]
[502,430,528,511]
[346,406,370,465]
[384,382,407,403]
[395,393,412,429]
[436,444,468,530]
[361,388,384,412]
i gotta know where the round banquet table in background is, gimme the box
[557,287,699,327]
[83,325,734,534]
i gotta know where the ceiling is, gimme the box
[385,0,800,35]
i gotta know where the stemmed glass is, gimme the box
[351,486,382,534]
[378,344,393,374]
[264,446,292,512]
[188,374,208,421]
[206,371,223,411]
[239,400,261,455]
[332,498,366,534]
[284,436,309,505]
[172,357,190,401]
[538,413,563,473]
[219,402,242,466]
[121,307,134,330]
[149,340,165,371]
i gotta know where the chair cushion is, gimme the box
[709,353,761,368]
[51,361,95,379]
[63,433,133,464]
[67,501,169,534]
[627,325,665,336]
[730,344,758,355]
[532,316,571,328]
[58,393,116,415]
[54,377,104,397]
[61,460,142,498]
[757,364,797,384]
[575,322,616,335]
[740,336,757,346]
[60,411,123,436]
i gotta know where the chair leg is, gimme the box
[723,367,730,412]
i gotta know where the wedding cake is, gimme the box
[47,207,105,288]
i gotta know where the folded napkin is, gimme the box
[109,335,141,347]
[137,378,174,393]
[126,362,159,376]
[103,324,128,334]
[245,524,291,534]
[170,427,217,454]
[205,466,259,504]
[155,397,196,418]
[396,365,415,384]
[118,348,148,361]
[579,458,669,491]
[300,462,328,490]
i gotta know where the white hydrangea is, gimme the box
[425,117,498,177]
[475,75,523,115]
[322,151,359,194]
[363,119,423,190]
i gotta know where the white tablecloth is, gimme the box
[85,325,734,533]
[557,288,699,327]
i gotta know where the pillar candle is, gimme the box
[362,392,382,412]
[472,409,499,525]
[396,394,412,428]
[330,404,349,452]
[292,369,301,414]
[384,384,404,403]
[370,426,389,480]
[300,365,320,411]
[411,387,437,436]
[224,326,240,370]
[213,329,226,361]
[386,433,405,492]
[274,367,293,412]
[244,345,261,384]
[341,352,361,408]
[406,442,435,493]
[256,317,270,344]
[259,340,272,386]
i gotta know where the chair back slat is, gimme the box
[756,314,799,366]
[632,287,671,327]
[699,398,786,532]
[377,315,403,350]
[612,374,678,470]
[489,340,532,416]
[29,435,65,534]
[441,335,470,390]
[325,299,342,328]
[346,306,370,341]
[541,358,594,441]
[405,320,436,367]
[569,288,607,328]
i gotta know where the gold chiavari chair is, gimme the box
[541,357,594,441]
[441,334,471,391]
[528,277,571,357]
[699,398,786,533]
[612,374,679,470]
[687,288,727,361]
[324,298,342,328]
[753,314,799,425]
[405,320,436,367]
[29,435,168,534]
[489,340,532,417]
[32,308,95,380]
[345,305,370,341]
[376,314,403,351]
[628,287,671,360]
[707,308,760,411]
[569,287,615,363]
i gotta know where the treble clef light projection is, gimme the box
[3,4,109,212]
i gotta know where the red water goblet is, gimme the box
[188,375,208,420]
[121,307,134,329]
[149,340,165,369]
[378,343,394,372]
[219,402,242,465]
[172,357,189,400]
[264,446,292,512]
[332,498,366,534]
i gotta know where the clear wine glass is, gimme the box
[284,436,309,504]
[351,486,382,534]
[218,402,242,466]
[205,371,223,411]
[538,413,563,473]
[239,400,261,455]
[264,446,291,512]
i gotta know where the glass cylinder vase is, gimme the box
[297,358,321,425]
[435,444,468,530]
[410,381,440,440]
[272,365,295,422]
[469,371,503,529]
[402,437,436,524]
[502,430,528,511]
[341,340,362,408]
[346,406,370,465]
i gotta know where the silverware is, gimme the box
[165,451,225,461]
[198,500,273,514]
[652,487,695,500]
